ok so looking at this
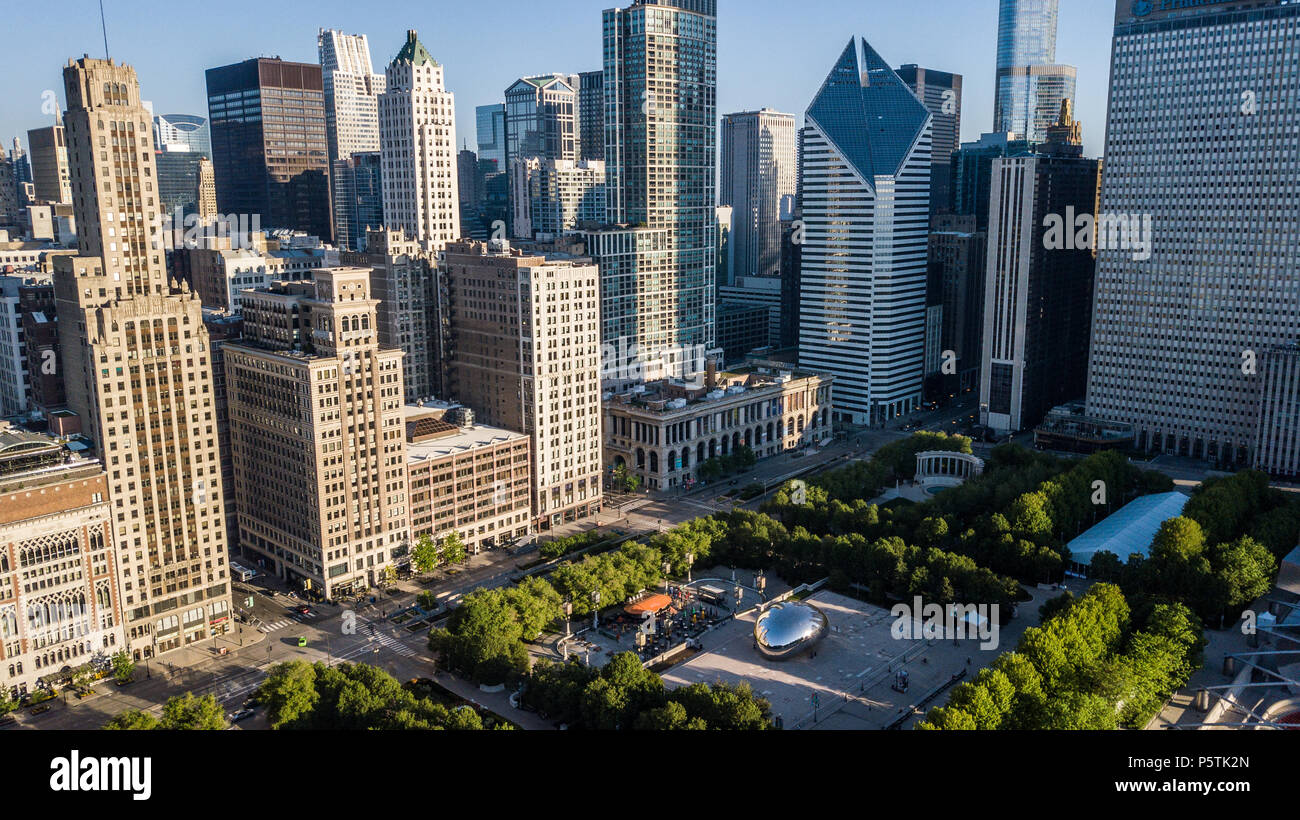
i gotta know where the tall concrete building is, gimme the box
[379,30,460,253]
[206,58,331,239]
[341,227,440,402]
[1086,0,1300,468]
[797,38,932,426]
[896,66,963,216]
[443,240,603,531]
[597,0,718,380]
[719,109,796,285]
[0,144,20,227]
[26,125,71,205]
[53,57,234,660]
[1256,341,1300,480]
[224,268,408,598]
[993,0,1076,143]
[926,214,986,397]
[318,29,386,166]
[979,111,1099,434]
[0,426,124,700]
[577,69,605,163]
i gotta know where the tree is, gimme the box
[259,661,320,729]
[111,650,136,684]
[412,533,439,575]
[441,531,468,566]
[159,693,228,730]
[1150,517,1207,562]
[612,464,641,493]
[0,688,17,716]
[103,710,160,730]
[377,566,398,588]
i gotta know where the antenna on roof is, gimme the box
[99,0,110,60]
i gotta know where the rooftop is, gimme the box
[406,423,526,463]
[1067,492,1191,568]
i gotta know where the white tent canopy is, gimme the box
[1067,492,1191,569]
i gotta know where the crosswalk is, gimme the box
[258,619,293,633]
[365,622,419,659]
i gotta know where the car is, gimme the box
[294,604,311,615]
[228,708,255,723]
[0,714,17,726]
[297,636,308,647]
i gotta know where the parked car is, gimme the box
[227,708,255,723]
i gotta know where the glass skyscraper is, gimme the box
[595,0,717,379]
[993,0,1076,143]
[476,103,506,171]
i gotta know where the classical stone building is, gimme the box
[0,424,124,699]
[604,360,834,491]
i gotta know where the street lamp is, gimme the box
[685,552,694,584]
[591,589,600,632]
[564,600,573,638]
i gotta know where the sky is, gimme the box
[0,0,1114,158]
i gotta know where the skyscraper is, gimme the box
[980,104,1099,434]
[1086,0,1300,469]
[153,113,211,156]
[206,58,331,239]
[596,0,717,380]
[27,124,71,204]
[475,103,506,170]
[797,38,932,426]
[442,240,603,531]
[896,66,963,216]
[577,69,605,163]
[504,74,579,168]
[224,268,409,598]
[993,0,1076,143]
[53,57,233,660]
[331,150,383,251]
[719,109,796,285]
[318,29,386,166]
[378,30,460,253]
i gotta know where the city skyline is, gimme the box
[0,0,1114,161]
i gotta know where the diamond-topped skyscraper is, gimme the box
[797,38,932,425]
[591,0,717,383]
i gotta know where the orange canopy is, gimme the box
[624,594,672,616]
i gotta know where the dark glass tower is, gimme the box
[205,58,331,239]
[993,0,1076,143]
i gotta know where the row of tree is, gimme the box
[523,652,772,730]
[104,692,228,730]
[919,584,1204,730]
[411,531,469,575]
[256,661,499,730]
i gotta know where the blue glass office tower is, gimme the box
[475,103,506,171]
[797,38,932,425]
[993,0,1076,143]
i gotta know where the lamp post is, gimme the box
[685,552,694,584]
[591,590,600,632]
[564,600,573,639]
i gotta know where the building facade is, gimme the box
[206,58,331,239]
[979,130,1100,434]
[511,157,606,240]
[224,269,409,599]
[331,150,383,252]
[719,109,796,285]
[798,38,932,426]
[1255,341,1300,480]
[0,430,124,700]
[896,66,963,217]
[993,0,1077,143]
[26,125,71,205]
[379,31,460,254]
[604,363,833,491]
[405,404,532,555]
[577,69,605,163]
[318,29,386,166]
[54,57,234,660]
[1085,0,1300,467]
[598,0,718,377]
[442,240,603,531]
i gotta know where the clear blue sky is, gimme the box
[1,0,1113,157]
